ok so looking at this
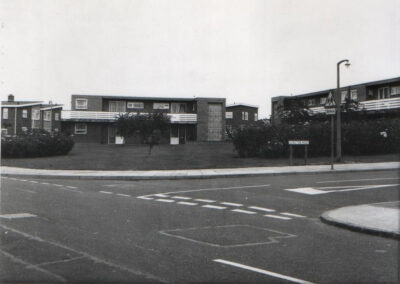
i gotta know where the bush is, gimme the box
[1,130,74,158]
[232,118,400,158]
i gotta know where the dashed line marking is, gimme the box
[29,181,39,184]
[99,191,113,194]
[172,196,192,200]
[66,186,78,189]
[264,214,292,220]
[137,196,154,200]
[19,179,27,182]
[280,212,306,218]
[221,202,243,207]
[231,209,257,215]
[195,199,216,203]
[155,199,175,203]
[41,182,50,185]
[202,205,226,210]
[53,184,64,187]
[0,213,37,219]
[116,193,131,197]
[248,206,275,213]
[154,194,169,198]
[177,201,198,206]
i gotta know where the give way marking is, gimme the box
[285,184,399,195]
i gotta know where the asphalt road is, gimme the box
[1,170,399,283]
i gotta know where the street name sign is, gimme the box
[288,140,309,145]
[326,108,336,115]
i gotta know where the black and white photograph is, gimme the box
[0,0,399,283]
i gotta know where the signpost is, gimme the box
[288,140,309,166]
[325,91,336,170]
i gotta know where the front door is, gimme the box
[108,127,116,144]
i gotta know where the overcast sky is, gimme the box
[1,0,399,117]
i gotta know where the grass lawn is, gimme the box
[1,142,398,171]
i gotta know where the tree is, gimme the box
[115,112,170,154]
[277,98,312,125]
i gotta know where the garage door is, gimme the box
[208,103,223,141]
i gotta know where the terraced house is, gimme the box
[61,95,226,144]
[225,103,259,133]
[271,77,400,124]
[1,94,62,136]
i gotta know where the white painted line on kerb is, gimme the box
[116,193,131,197]
[172,196,192,200]
[264,214,292,220]
[248,206,275,213]
[231,209,257,215]
[202,205,226,210]
[177,201,198,206]
[195,199,216,203]
[137,196,154,200]
[213,259,316,284]
[155,199,175,203]
[0,213,37,219]
[317,177,399,184]
[220,202,243,207]
[280,212,306,218]
[99,191,113,194]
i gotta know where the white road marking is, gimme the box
[280,212,306,218]
[99,191,113,194]
[264,214,292,220]
[19,179,27,182]
[285,187,326,195]
[286,184,400,195]
[29,180,39,183]
[154,194,169,197]
[0,213,37,219]
[155,199,175,203]
[213,259,316,284]
[52,184,64,187]
[66,186,78,189]
[136,196,154,200]
[248,206,275,212]
[153,184,271,195]
[41,182,50,185]
[317,177,399,184]
[116,193,131,197]
[195,199,216,203]
[231,209,257,214]
[202,205,226,210]
[172,196,192,200]
[177,201,198,206]
[221,202,243,207]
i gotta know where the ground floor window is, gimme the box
[75,123,87,134]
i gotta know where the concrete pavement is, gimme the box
[321,201,400,240]
[1,161,399,180]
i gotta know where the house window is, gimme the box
[2,108,8,119]
[307,99,316,107]
[341,91,348,103]
[225,112,233,119]
[153,103,169,110]
[127,102,144,109]
[378,87,390,99]
[390,86,400,96]
[109,101,126,112]
[55,113,60,120]
[254,113,258,121]
[350,89,358,100]
[320,97,327,105]
[21,126,28,132]
[75,99,88,109]
[75,123,87,134]
[242,112,248,121]
[44,111,52,121]
[171,103,186,113]
[22,109,28,118]
[1,128,8,135]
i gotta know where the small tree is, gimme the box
[115,112,170,154]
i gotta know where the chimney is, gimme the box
[8,94,14,102]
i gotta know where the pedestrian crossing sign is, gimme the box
[325,91,336,107]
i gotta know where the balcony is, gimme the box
[61,111,197,124]
[309,97,400,114]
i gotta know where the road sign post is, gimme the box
[288,140,309,166]
[325,92,336,170]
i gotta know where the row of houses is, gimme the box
[2,76,399,144]
[1,94,259,144]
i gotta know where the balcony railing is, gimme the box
[309,97,400,114]
[61,111,197,124]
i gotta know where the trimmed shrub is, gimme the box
[1,130,74,158]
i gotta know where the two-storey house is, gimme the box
[61,95,226,144]
[225,103,259,134]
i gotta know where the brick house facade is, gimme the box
[225,103,259,134]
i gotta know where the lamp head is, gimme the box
[345,61,351,68]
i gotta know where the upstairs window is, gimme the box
[75,123,87,135]
[320,97,327,105]
[254,113,258,121]
[341,91,348,103]
[153,103,169,110]
[171,103,186,113]
[22,109,28,118]
[350,89,358,100]
[390,86,400,96]
[127,102,144,109]
[44,111,52,121]
[54,113,60,121]
[2,108,8,119]
[109,101,126,112]
[75,99,88,109]
[31,108,40,120]
[378,87,390,99]
[307,99,316,107]
[225,112,233,119]
[241,112,248,121]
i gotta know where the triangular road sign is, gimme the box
[325,91,336,107]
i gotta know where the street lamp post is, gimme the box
[335,59,350,162]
